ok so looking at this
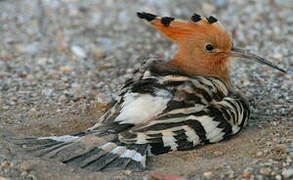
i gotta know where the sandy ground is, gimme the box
[0,0,292,180]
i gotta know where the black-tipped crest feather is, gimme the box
[207,16,218,23]
[137,12,156,21]
[161,17,175,27]
[191,13,201,22]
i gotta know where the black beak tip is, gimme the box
[278,68,287,73]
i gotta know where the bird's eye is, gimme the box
[205,44,214,51]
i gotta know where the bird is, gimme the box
[2,12,286,171]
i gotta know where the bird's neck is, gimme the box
[166,54,233,88]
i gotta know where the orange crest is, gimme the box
[137,12,232,51]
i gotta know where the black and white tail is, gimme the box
[2,133,149,171]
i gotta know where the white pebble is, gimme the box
[71,46,87,58]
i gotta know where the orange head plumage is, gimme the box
[137,12,286,88]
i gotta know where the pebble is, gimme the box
[282,168,293,178]
[57,41,68,53]
[26,74,34,81]
[21,171,28,177]
[58,95,68,103]
[27,174,37,180]
[214,151,224,156]
[71,46,87,58]
[273,144,289,153]
[259,167,271,175]
[92,49,106,59]
[256,151,263,157]
[59,65,72,72]
[96,63,113,71]
[20,161,34,172]
[0,161,13,168]
[123,170,132,176]
[242,171,252,178]
[275,175,282,180]
[242,168,253,178]
[224,169,235,178]
[203,171,213,177]
[271,171,277,176]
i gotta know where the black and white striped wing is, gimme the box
[119,76,250,155]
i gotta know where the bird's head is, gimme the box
[137,12,286,88]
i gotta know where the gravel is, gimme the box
[0,0,292,180]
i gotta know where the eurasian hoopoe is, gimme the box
[3,12,286,171]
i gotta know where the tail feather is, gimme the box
[83,152,120,171]
[26,142,67,155]
[64,147,103,167]
[2,133,149,171]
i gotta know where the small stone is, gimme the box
[123,170,132,175]
[256,151,263,157]
[20,161,34,172]
[224,169,235,178]
[273,144,288,153]
[27,174,37,180]
[21,171,28,176]
[286,157,292,163]
[10,96,17,101]
[26,74,34,81]
[28,108,37,114]
[36,57,53,65]
[203,171,213,177]
[57,41,68,53]
[71,46,87,58]
[275,175,282,180]
[58,95,67,103]
[92,49,106,59]
[242,171,252,178]
[259,167,271,175]
[2,106,10,110]
[282,168,293,178]
[28,108,38,116]
[214,151,223,156]
[96,63,113,71]
[59,65,72,72]
[271,171,277,176]
[0,161,13,168]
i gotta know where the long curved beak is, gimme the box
[230,47,287,73]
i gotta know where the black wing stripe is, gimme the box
[206,106,233,139]
[162,100,195,113]
[136,120,208,143]
[189,84,212,102]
